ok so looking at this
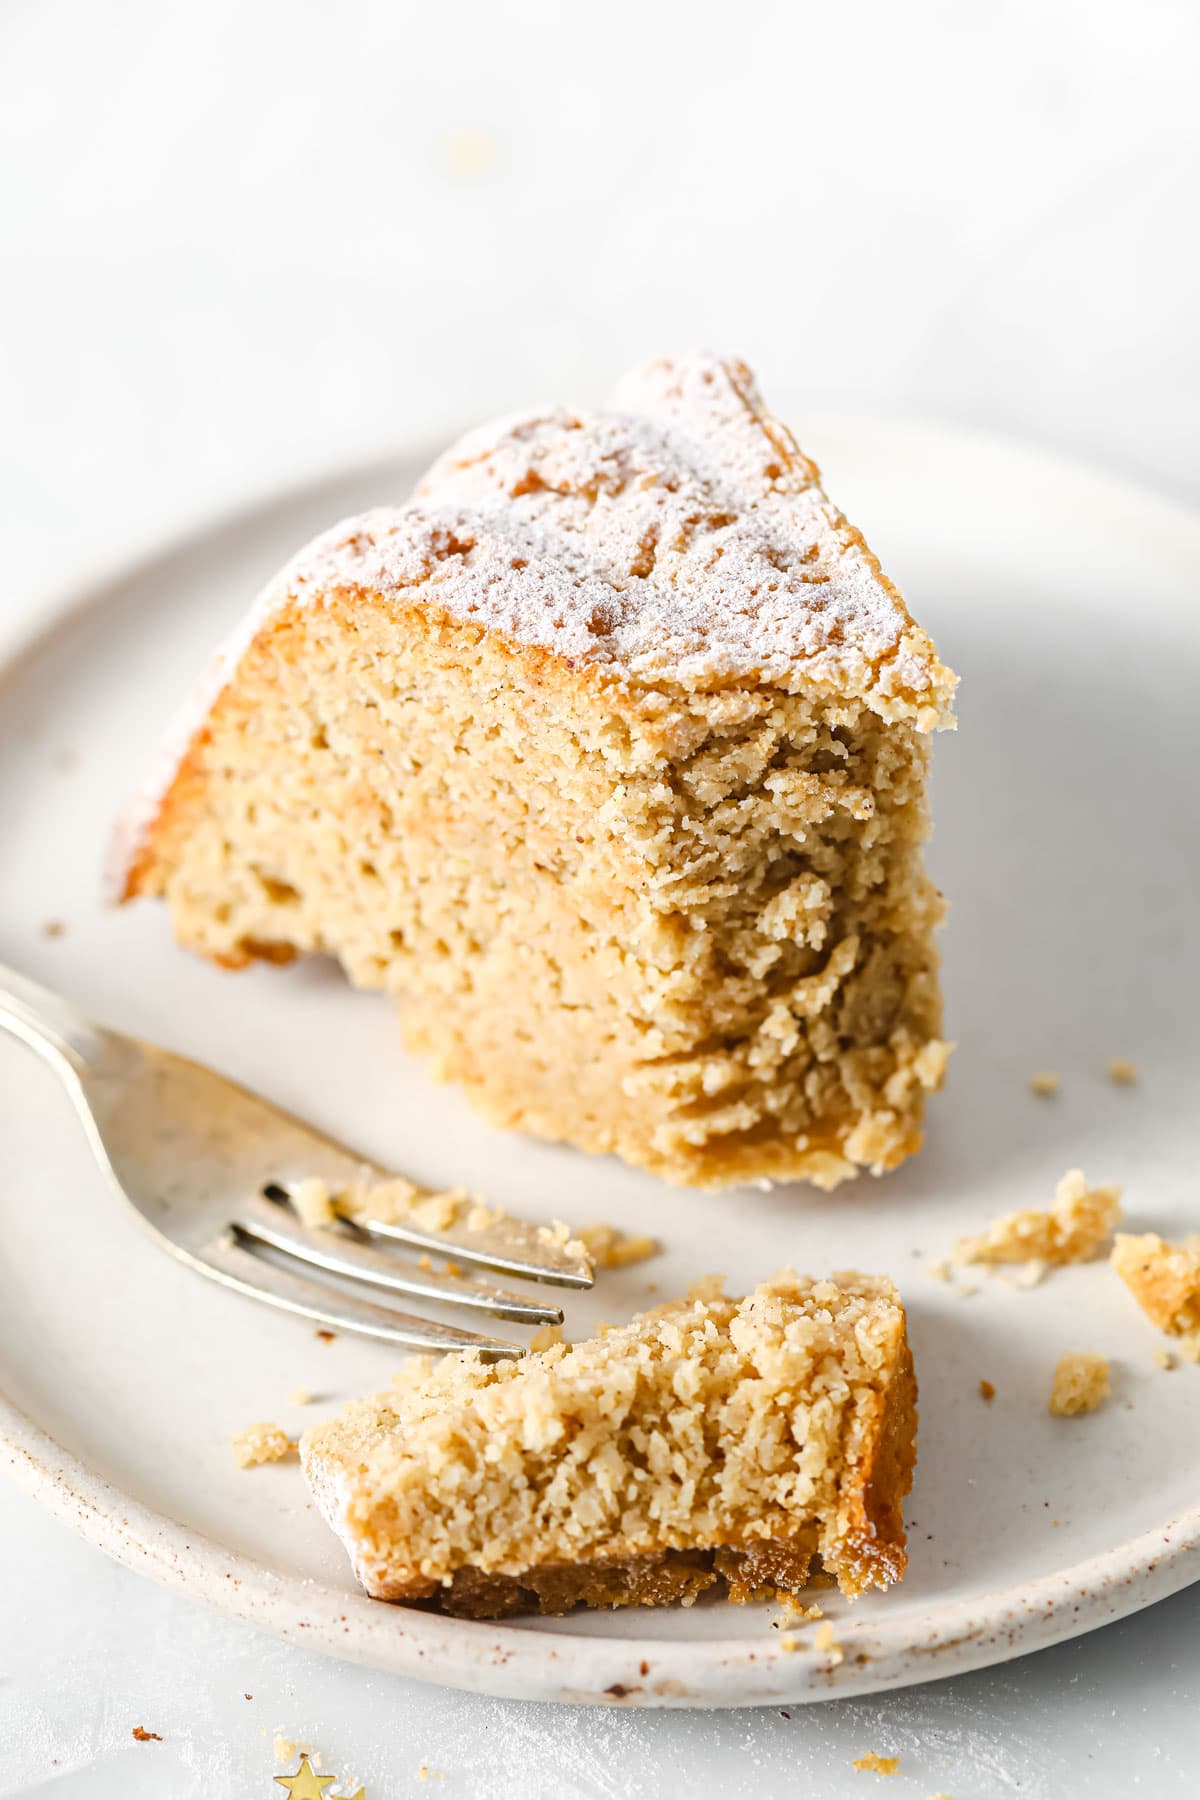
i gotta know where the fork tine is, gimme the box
[236,1190,563,1325]
[194,1231,525,1358]
[355,1211,595,1289]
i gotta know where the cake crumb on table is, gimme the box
[926,1258,951,1283]
[955,1169,1121,1269]
[1049,1352,1111,1416]
[288,1385,314,1406]
[1111,1233,1200,1361]
[1106,1058,1137,1085]
[978,1379,996,1401]
[1154,1348,1175,1371]
[853,1752,900,1775]
[231,1422,296,1467]
[1030,1070,1060,1097]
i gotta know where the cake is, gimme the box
[300,1271,917,1617]
[114,351,957,1188]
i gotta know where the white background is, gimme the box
[2,1,1198,1794]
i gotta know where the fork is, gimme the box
[0,962,592,1359]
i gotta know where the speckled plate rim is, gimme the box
[3,418,1200,1708]
[3,1385,1197,1708]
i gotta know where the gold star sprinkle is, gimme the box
[274,1755,335,1798]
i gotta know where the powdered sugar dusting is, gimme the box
[264,352,954,711]
[110,353,956,894]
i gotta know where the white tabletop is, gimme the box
[2,3,1198,1794]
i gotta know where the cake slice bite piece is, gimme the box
[300,1271,917,1617]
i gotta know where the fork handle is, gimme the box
[0,961,108,1074]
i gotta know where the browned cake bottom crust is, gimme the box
[422,1537,820,1620]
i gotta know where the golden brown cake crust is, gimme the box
[300,1272,917,1618]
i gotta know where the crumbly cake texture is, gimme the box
[116,351,956,1189]
[300,1271,917,1618]
[1111,1233,1200,1361]
[1048,1352,1111,1417]
[954,1170,1122,1269]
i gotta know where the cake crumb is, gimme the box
[131,1726,162,1742]
[956,1169,1121,1269]
[1153,1349,1175,1371]
[289,1177,336,1228]
[578,1222,660,1270]
[273,1735,297,1762]
[775,1594,824,1622]
[41,919,66,939]
[779,1632,801,1652]
[528,1322,565,1353]
[231,1422,296,1467]
[1030,1070,1059,1097]
[315,1329,336,1342]
[978,1379,995,1401]
[814,1621,844,1664]
[1106,1058,1137,1086]
[954,1283,978,1299]
[288,1385,314,1406]
[926,1258,951,1283]
[1111,1233,1200,1362]
[1049,1352,1111,1416]
[854,1752,900,1775]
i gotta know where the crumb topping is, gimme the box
[1049,1352,1111,1416]
[955,1169,1122,1268]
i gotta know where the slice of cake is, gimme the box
[114,352,956,1188]
[300,1271,917,1617]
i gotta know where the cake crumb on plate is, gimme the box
[1029,1070,1059,1097]
[578,1222,660,1269]
[1106,1058,1137,1085]
[1111,1233,1200,1361]
[956,1169,1121,1269]
[853,1752,900,1774]
[1049,1352,1111,1416]
[231,1421,296,1467]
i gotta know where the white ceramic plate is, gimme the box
[1,416,1198,1708]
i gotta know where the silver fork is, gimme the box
[0,962,592,1359]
